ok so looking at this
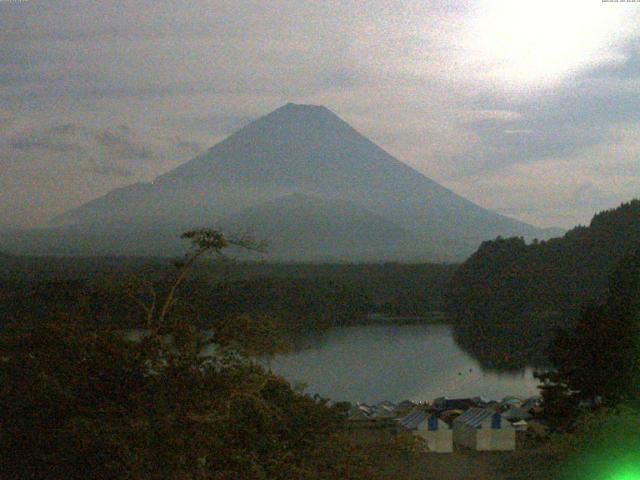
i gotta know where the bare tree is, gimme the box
[130,229,266,328]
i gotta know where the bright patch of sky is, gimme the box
[462,0,635,86]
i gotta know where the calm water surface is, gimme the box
[265,324,541,404]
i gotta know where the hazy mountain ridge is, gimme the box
[6,103,559,260]
[217,193,433,261]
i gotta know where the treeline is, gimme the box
[0,259,455,337]
[446,199,640,369]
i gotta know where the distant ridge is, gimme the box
[3,103,560,260]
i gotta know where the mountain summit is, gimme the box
[5,104,559,260]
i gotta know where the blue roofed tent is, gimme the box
[397,410,453,453]
[453,408,515,451]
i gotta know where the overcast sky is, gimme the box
[1,0,639,229]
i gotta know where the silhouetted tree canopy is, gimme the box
[446,200,640,369]
[537,247,640,429]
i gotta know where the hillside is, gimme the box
[1,103,558,260]
[446,199,640,369]
[217,194,433,261]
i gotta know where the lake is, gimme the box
[264,324,541,404]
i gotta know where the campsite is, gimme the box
[344,395,559,479]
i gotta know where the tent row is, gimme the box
[397,407,516,453]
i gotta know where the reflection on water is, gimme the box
[264,324,541,404]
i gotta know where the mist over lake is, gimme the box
[264,324,541,404]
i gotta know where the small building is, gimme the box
[453,408,515,451]
[471,396,491,408]
[502,406,532,422]
[397,410,453,453]
[371,404,396,419]
[521,396,542,411]
[433,397,476,411]
[500,396,523,409]
[355,403,373,414]
[377,400,397,410]
[396,400,418,416]
[521,396,544,417]
[512,419,529,432]
[347,405,371,421]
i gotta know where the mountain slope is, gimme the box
[217,194,432,261]
[9,103,557,260]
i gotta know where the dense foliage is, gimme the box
[0,320,382,479]
[0,315,429,479]
[446,200,640,369]
[0,230,424,479]
[537,247,640,429]
[0,260,455,340]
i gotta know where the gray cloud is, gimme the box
[454,112,608,174]
[444,37,640,177]
[0,0,638,229]
[6,124,154,163]
[94,127,153,160]
[85,156,135,178]
[3,123,161,180]
[165,113,255,137]
[8,124,85,154]
[319,69,367,91]
[582,39,640,80]
[0,120,203,227]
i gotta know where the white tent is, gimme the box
[397,410,453,453]
[512,420,528,432]
[453,408,515,451]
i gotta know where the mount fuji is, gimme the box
[2,103,560,261]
